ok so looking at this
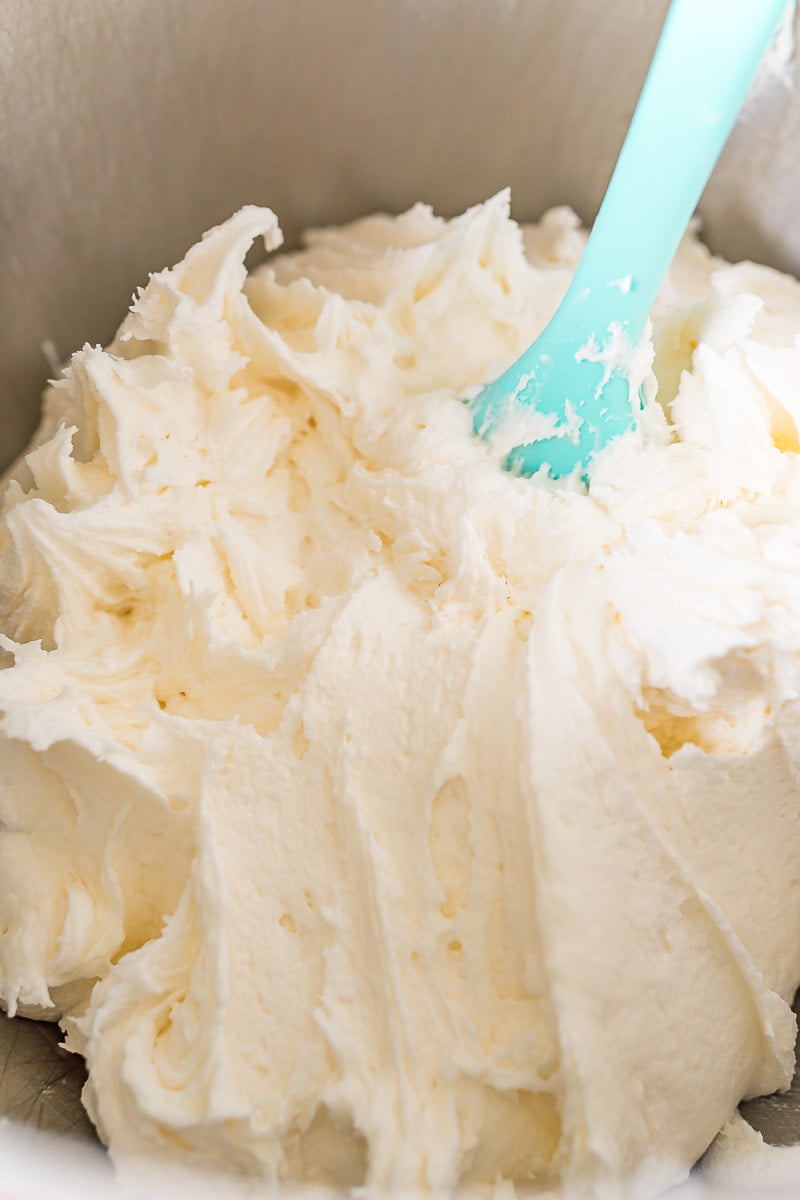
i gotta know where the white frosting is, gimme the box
[3,193,800,1193]
[701,1114,800,1192]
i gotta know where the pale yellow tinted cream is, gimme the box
[3,195,800,1194]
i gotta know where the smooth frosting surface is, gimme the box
[3,194,800,1193]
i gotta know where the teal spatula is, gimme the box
[470,0,791,480]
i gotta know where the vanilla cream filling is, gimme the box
[3,194,800,1193]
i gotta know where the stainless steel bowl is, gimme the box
[2,0,800,1178]
[4,0,800,475]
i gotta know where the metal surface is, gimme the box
[2,0,800,475]
[0,1016,92,1139]
[742,991,800,1148]
[2,0,800,1177]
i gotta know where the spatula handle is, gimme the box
[558,0,791,347]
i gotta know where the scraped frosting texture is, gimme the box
[3,193,800,1194]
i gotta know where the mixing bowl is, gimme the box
[2,0,800,1192]
[4,0,800,474]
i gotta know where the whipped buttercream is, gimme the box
[3,194,800,1194]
